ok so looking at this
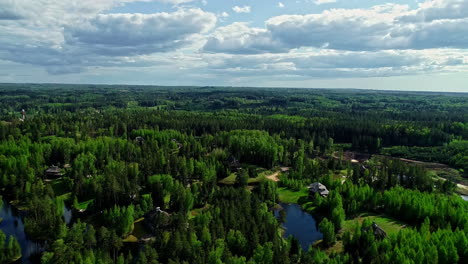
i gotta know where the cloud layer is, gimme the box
[204,1,468,53]
[66,9,216,56]
[0,0,466,83]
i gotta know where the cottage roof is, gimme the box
[372,222,387,238]
[46,166,61,173]
[308,182,329,196]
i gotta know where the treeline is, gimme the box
[382,140,468,172]
[343,219,468,264]
[0,85,467,263]
[0,230,21,264]
[339,183,467,229]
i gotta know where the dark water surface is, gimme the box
[274,203,323,251]
[0,199,72,263]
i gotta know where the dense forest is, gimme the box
[0,83,467,264]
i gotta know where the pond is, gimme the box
[462,195,468,201]
[0,199,72,264]
[274,203,323,251]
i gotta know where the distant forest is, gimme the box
[0,84,467,264]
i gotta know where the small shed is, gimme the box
[307,182,329,197]
[45,166,62,178]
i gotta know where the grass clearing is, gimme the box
[57,192,72,201]
[189,204,211,219]
[51,177,71,196]
[131,220,150,239]
[277,187,309,204]
[219,173,237,185]
[123,235,138,243]
[164,194,171,205]
[76,199,94,210]
[343,212,406,235]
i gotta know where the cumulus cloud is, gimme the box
[0,0,217,73]
[205,1,468,53]
[0,0,24,20]
[399,0,468,22]
[65,9,216,56]
[203,22,287,54]
[0,0,467,81]
[203,49,466,78]
[232,6,251,13]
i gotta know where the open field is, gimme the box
[343,212,407,235]
[277,187,309,204]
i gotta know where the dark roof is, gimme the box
[227,156,241,169]
[372,222,387,238]
[46,166,61,173]
[308,182,329,196]
[227,156,238,163]
[363,222,388,239]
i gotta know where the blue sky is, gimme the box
[0,0,467,92]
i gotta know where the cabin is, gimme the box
[45,165,63,178]
[226,156,241,171]
[135,136,145,144]
[364,222,388,239]
[308,182,329,197]
[144,207,170,234]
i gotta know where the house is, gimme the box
[226,156,241,171]
[45,165,63,178]
[365,222,387,239]
[308,182,329,197]
[135,136,145,144]
[144,207,170,234]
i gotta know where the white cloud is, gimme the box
[399,0,468,22]
[205,1,468,53]
[0,0,217,73]
[202,49,467,78]
[66,9,216,56]
[232,6,251,13]
[203,22,287,54]
[314,0,337,5]
[278,2,285,8]
[0,0,467,82]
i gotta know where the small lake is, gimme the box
[462,195,468,201]
[0,199,72,264]
[274,203,323,251]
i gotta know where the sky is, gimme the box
[0,0,467,92]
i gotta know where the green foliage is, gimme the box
[319,218,336,246]
[0,230,21,263]
[0,85,467,263]
[102,205,135,237]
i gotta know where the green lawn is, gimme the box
[51,178,71,197]
[189,204,211,219]
[219,173,237,185]
[76,199,94,210]
[247,174,267,184]
[343,212,406,235]
[123,218,147,242]
[219,166,277,185]
[277,187,309,204]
